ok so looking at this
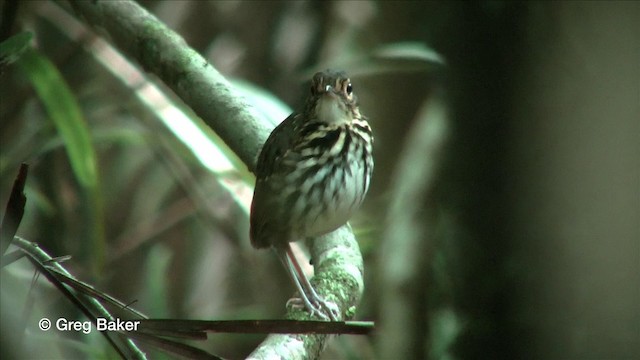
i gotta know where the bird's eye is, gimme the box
[346,83,353,95]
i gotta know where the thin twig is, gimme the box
[12,237,147,359]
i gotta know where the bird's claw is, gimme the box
[286,296,340,321]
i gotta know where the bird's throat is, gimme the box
[316,95,351,125]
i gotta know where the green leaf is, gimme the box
[373,42,446,65]
[0,31,33,68]
[17,49,98,188]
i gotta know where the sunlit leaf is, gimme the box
[321,42,446,77]
[373,42,446,65]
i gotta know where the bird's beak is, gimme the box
[322,85,339,99]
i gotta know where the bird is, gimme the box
[250,69,373,320]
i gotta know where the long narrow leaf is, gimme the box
[17,49,97,188]
[17,49,105,270]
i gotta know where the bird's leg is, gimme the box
[275,244,340,321]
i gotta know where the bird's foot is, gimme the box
[286,296,340,321]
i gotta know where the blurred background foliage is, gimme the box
[1,1,638,359]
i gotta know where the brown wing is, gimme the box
[254,113,300,180]
[250,113,300,248]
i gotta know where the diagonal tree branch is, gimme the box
[63,0,365,357]
[66,0,268,170]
